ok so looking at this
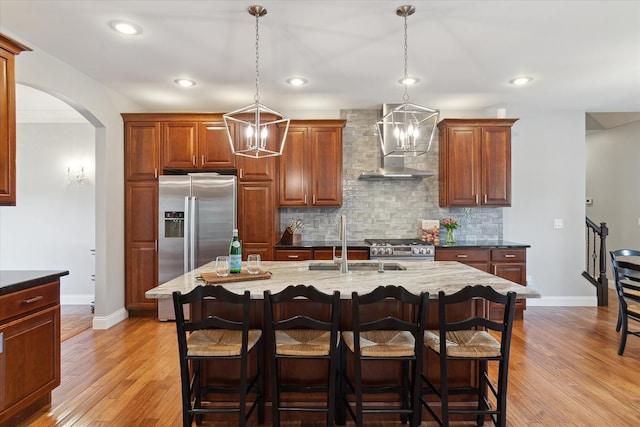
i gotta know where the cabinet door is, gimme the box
[481,127,511,206]
[238,182,274,260]
[279,127,309,206]
[311,127,342,207]
[0,46,16,206]
[0,305,60,412]
[444,127,481,206]
[162,122,198,169]
[198,122,235,169]
[124,122,161,180]
[236,123,277,181]
[125,181,158,310]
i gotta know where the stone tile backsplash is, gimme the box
[279,109,503,243]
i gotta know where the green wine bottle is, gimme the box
[229,229,242,273]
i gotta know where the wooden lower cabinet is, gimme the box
[436,246,527,319]
[274,248,369,261]
[238,182,276,261]
[0,281,60,426]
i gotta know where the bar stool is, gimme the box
[172,285,264,427]
[264,285,341,427]
[340,285,428,427]
[421,285,516,427]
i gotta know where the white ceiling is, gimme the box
[2,1,640,127]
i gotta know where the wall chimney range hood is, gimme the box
[358,104,437,180]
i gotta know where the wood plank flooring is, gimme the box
[19,290,640,426]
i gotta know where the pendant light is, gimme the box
[376,5,439,157]
[224,5,290,158]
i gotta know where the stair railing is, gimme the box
[582,217,608,306]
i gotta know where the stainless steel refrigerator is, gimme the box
[157,173,237,320]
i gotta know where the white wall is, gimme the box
[504,109,593,305]
[586,120,640,276]
[1,29,140,328]
[0,123,95,303]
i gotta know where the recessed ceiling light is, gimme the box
[174,79,196,87]
[399,77,420,86]
[510,76,533,86]
[109,20,142,35]
[286,77,308,87]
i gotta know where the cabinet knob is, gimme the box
[456,254,468,258]
[201,155,205,166]
[21,295,44,304]
[504,254,516,258]
[288,255,299,259]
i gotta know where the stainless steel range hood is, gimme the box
[358,104,437,180]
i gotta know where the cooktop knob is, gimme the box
[413,247,420,255]
[385,247,393,255]
[371,247,379,256]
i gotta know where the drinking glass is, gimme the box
[247,254,261,274]
[215,256,230,277]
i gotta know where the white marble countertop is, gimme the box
[145,260,541,299]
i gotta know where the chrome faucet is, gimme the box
[333,214,349,273]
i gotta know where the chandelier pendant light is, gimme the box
[224,5,290,158]
[376,5,439,157]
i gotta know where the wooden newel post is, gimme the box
[598,222,608,306]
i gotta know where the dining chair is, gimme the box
[340,285,428,427]
[610,250,640,355]
[172,285,264,427]
[421,285,516,427]
[264,285,341,427]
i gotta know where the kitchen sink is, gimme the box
[307,262,407,271]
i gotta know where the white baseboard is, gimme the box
[92,307,129,330]
[527,296,598,307]
[60,294,94,305]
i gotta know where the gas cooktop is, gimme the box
[365,239,435,259]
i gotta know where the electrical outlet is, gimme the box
[554,218,564,229]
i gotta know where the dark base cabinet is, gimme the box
[436,247,527,319]
[0,278,62,426]
[189,297,483,424]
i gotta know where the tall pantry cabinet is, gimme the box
[122,113,279,314]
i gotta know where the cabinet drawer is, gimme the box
[0,281,60,323]
[491,249,526,262]
[435,248,489,262]
[275,249,313,261]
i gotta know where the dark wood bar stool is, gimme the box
[421,285,516,427]
[610,250,640,355]
[340,285,428,427]
[172,286,264,427]
[264,285,341,427]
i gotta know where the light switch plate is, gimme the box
[554,219,564,229]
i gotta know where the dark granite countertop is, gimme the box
[0,270,69,296]
[435,240,530,249]
[275,240,370,250]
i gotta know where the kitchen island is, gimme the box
[146,260,538,423]
[0,270,68,426]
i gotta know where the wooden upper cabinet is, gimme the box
[198,122,235,169]
[162,122,198,169]
[0,34,31,206]
[438,118,517,207]
[124,121,161,180]
[278,120,344,207]
[235,121,277,182]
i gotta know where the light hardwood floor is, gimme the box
[20,290,640,426]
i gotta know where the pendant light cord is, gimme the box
[403,13,409,104]
[254,12,261,104]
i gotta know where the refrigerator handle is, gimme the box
[184,196,190,274]
[190,196,197,271]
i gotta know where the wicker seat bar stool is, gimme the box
[264,285,341,427]
[340,285,428,427]
[173,285,264,427]
[421,285,516,427]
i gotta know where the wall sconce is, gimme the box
[66,165,87,185]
